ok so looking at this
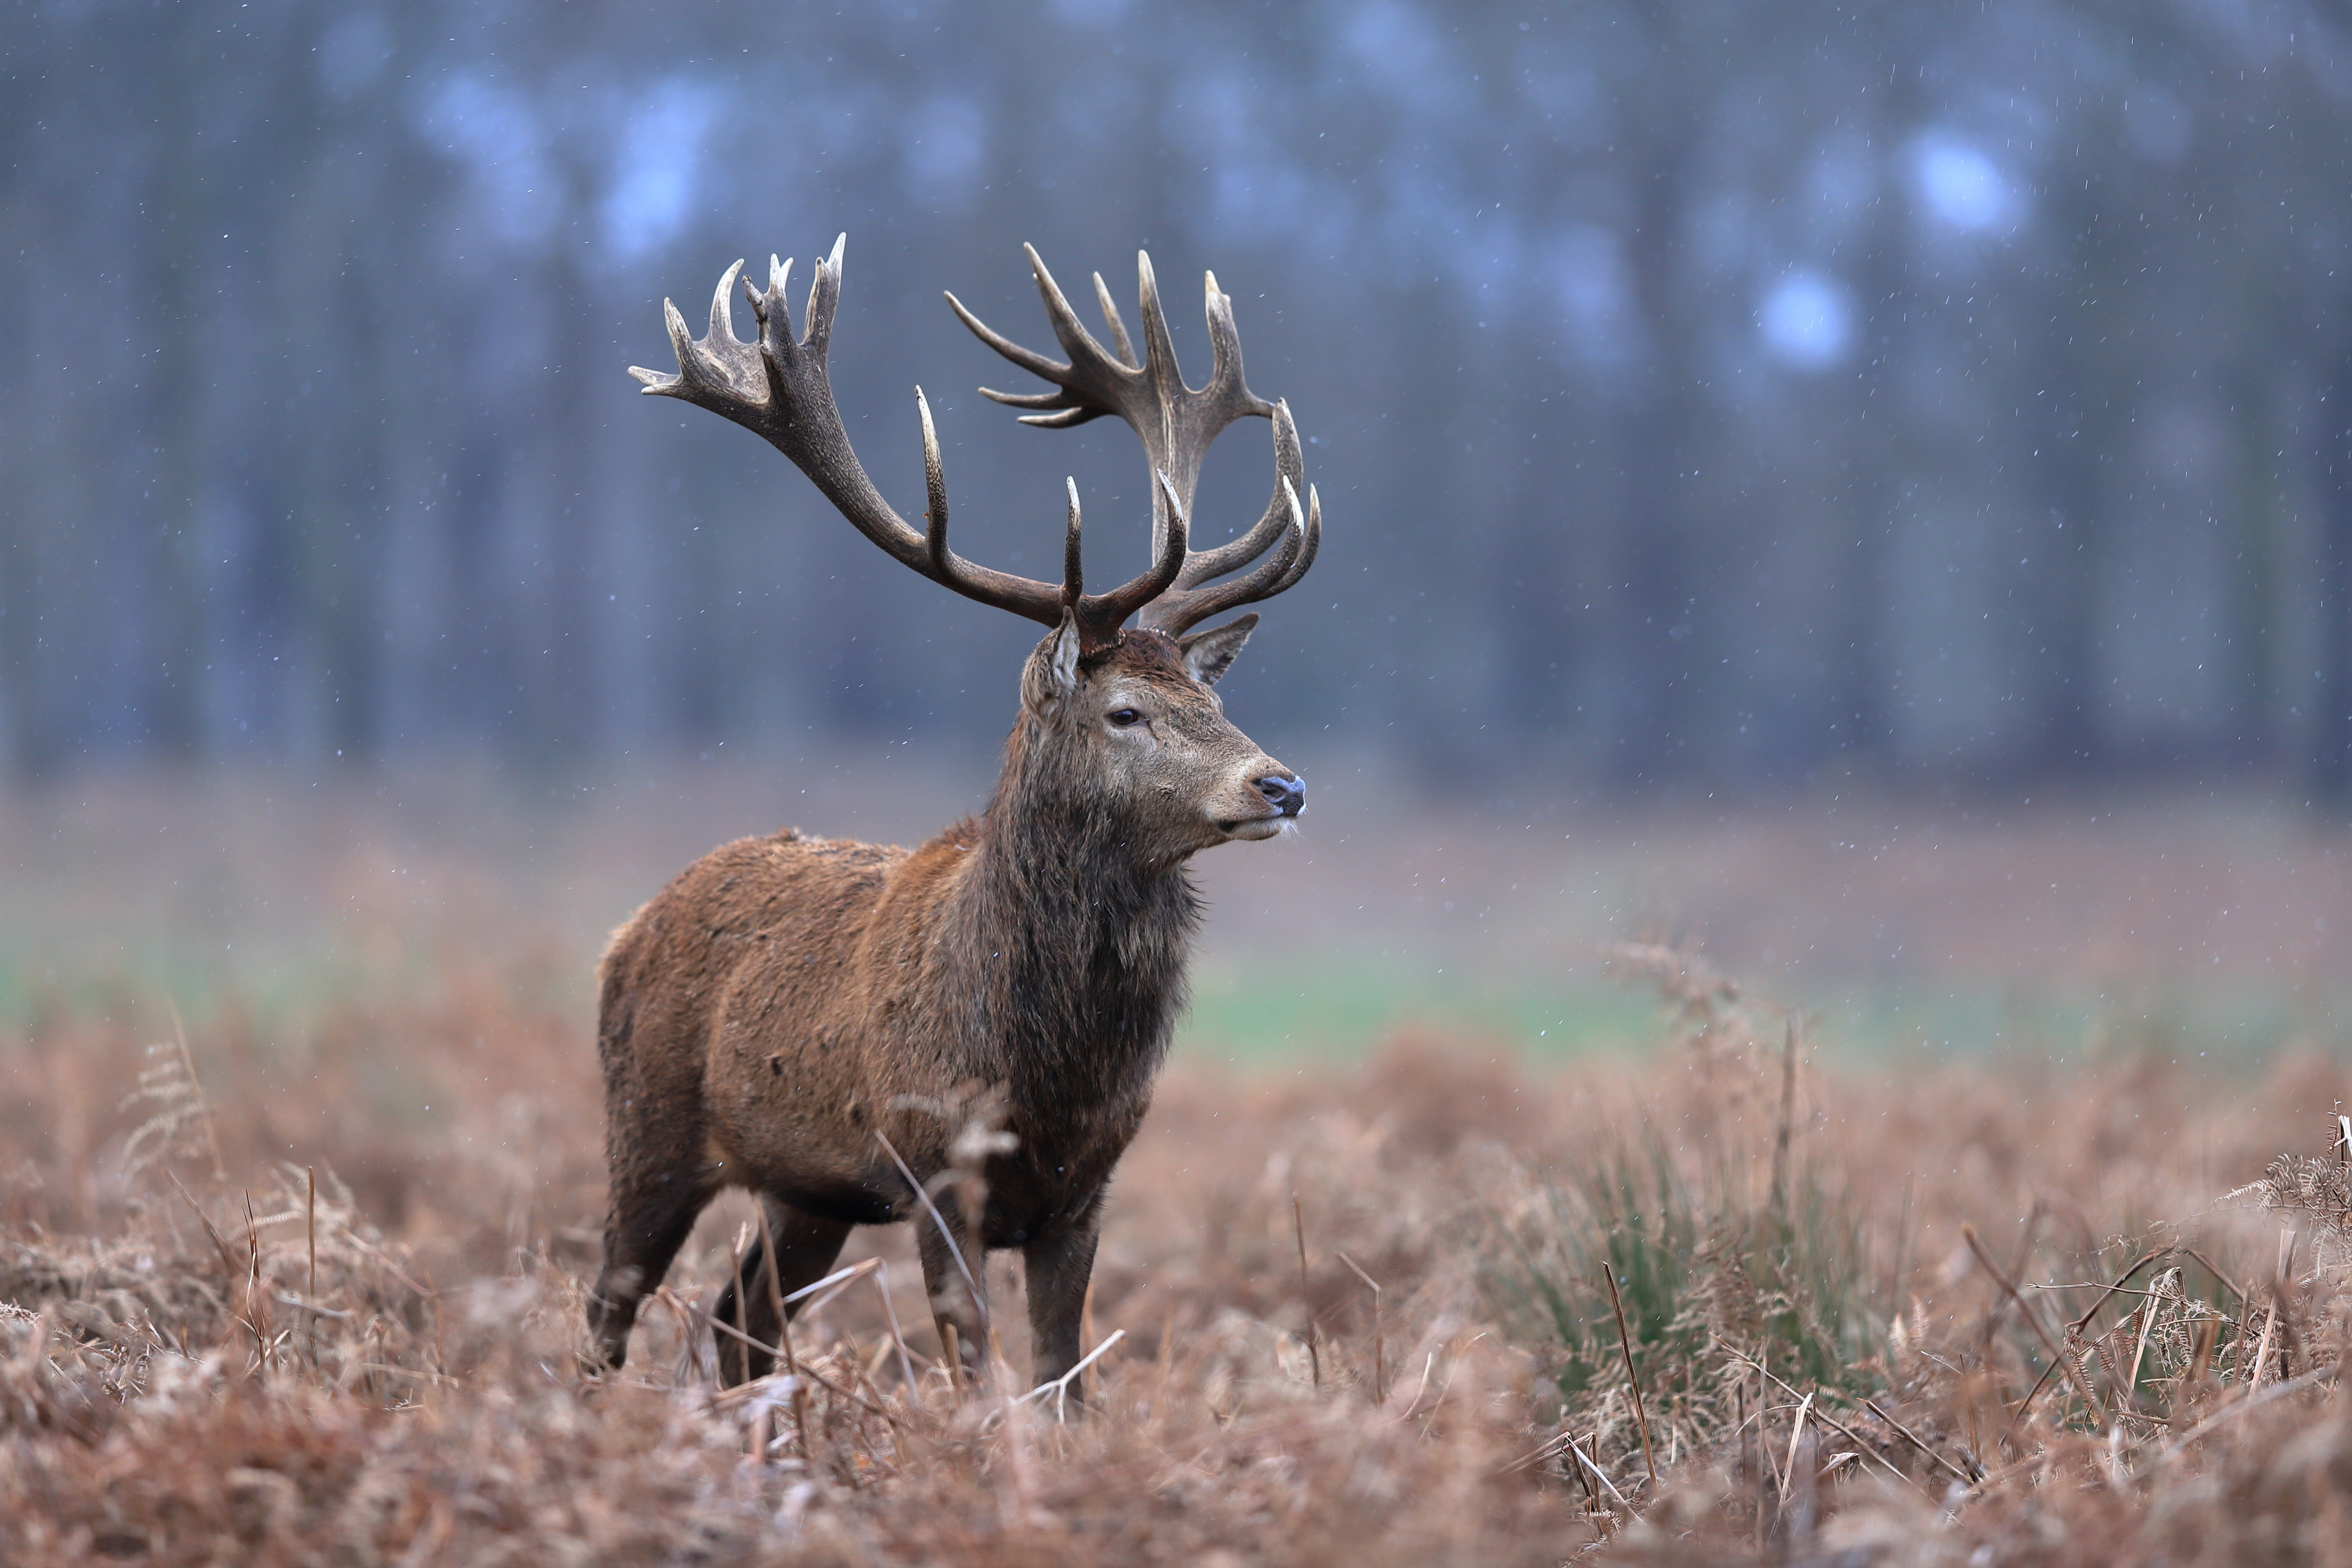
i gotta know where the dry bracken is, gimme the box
[3,932,2352,1564]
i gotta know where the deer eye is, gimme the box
[1107,707,1144,727]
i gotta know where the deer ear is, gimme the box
[1022,614,1084,715]
[1176,613,1258,688]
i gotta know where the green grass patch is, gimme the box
[1484,1129,1881,1429]
[1172,957,1662,1063]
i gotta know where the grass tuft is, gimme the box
[1485,1124,1879,1477]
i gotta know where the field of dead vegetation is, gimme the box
[4,773,2352,1565]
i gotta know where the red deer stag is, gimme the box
[588,235,1320,1395]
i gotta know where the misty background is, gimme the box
[6,0,2352,797]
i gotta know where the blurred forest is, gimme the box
[4,0,2352,793]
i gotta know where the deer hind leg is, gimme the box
[914,1203,990,1389]
[713,1195,852,1387]
[1023,1186,1109,1405]
[586,1168,714,1374]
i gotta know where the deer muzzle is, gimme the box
[1253,770,1306,818]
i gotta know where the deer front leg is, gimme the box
[1023,1186,1108,1403]
[913,1204,990,1388]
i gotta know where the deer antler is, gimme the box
[948,247,1322,639]
[628,235,1187,651]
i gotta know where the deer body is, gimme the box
[589,236,1320,1392]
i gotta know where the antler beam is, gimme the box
[948,247,1322,639]
[628,235,1189,651]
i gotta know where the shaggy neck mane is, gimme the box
[948,709,1203,1106]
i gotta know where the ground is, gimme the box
[1,769,2349,1565]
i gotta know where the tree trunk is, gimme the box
[2316,344,2352,811]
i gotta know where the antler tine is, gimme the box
[709,259,747,344]
[629,305,682,390]
[917,387,951,574]
[1062,479,1084,612]
[1139,475,1317,638]
[1093,272,1138,368]
[759,254,792,331]
[946,290,1066,384]
[1166,399,1305,592]
[756,254,800,389]
[1027,245,1125,387]
[1199,271,1261,411]
[804,233,845,358]
[1133,250,1182,409]
[1278,483,1323,594]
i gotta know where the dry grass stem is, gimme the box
[1967,1221,2108,1430]
[1337,1251,1384,1404]
[874,1127,988,1347]
[1601,1259,1658,1488]
[1293,1191,1322,1393]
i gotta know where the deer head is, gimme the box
[629,235,1317,857]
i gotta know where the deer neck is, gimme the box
[949,727,1202,1100]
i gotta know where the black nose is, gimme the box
[1254,772,1306,817]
